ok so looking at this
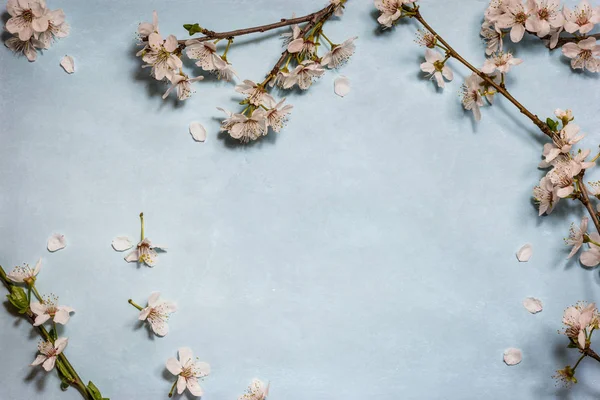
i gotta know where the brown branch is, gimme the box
[176,4,337,46]
[408,6,600,235]
[583,347,600,363]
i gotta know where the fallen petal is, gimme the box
[60,55,75,74]
[523,297,543,314]
[516,243,532,262]
[47,234,66,252]
[503,348,522,366]
[189,122,206,142]
[112,236,134,252]
[334,76,351,97]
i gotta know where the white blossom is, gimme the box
[36,8,68,49]
[235,80,275,107]
[284,60,325,90]
[461,73,485,121]
[163,73,204,101]
[6,0,49,41]
[420,49,453,88]
[31,337,68,372]
[581,232,600,267]
[7,258,41,284]
[140,33,182,81]
[138,292,177,336]
[4,35,43,61]
[565,217,588,258]
[239,379,270,400]
[563,0,600,34]
[125,238,166,267]
[186,40,222,71]
[265,98,293,132]
[496,0,534,42]
[480,21,504,55]
[138,10,159,38]
[375,0,402,28]
[481,51,523,74]
[30,294,75,326]
[228,110,269,143]
[321,37,358,68]
[166,348,210,397]
[528,0,565,37]
[533,176,559,215]
[562,37,600,72]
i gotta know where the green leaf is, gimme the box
[183,23,204,36]
[546,118,558,132]
[56,358,74,383]
[87,381,104,400]
[6,286,29,314]
[567,342,578,348]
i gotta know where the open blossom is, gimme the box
[36,8,69,49]
[285,60,325,90]
[563,0,600,34]
[481,51,522,74]
[480,21,503,55]
[186,41,222,71]
[533,176,559,215]
[7,258,41,284]
[125,238,166,267]
[4,35,43,61]
[570,149,595,175]
[581,232,600,266]
[375,0,402,28]
[6,0,49,41]
[163,73,203,101]
[166,348,211,397]
[496,0,534,42]
[213,57,238,81]
[265,98,293,132]
[415,29,437,48]
[528,0,565,37]
[139,292,177,336]
[547,159,577,198]
[228,110,269,143]
[565,217,588,258]
[239,379,270,400]
[30,294,75,326]
[484,0,508,23]
[269,68,292,88]
[562,302,598,348]
[31,337,68,372]
[287,36,316,56]
[235,80,275,107]
[544,124,585,162]
[321,37,358,68]
[141,32,182,81]
[562,37,600,72]
[420,49,453,88]
[461,74,485,121]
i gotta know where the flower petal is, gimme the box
[516,243,533,262]
[112,236,133,251]
[176,375,186,394]
[60,55,75,74]
[189,121,207,142]
[33,314,51,326]
[194,361,211,377]
[178,347,194,366]
[124,249,139,263]
[53,309,71,325]
[31,355,47,366]
[166,357,183,375]
[148,291,161,307]
[187,378,204,396]
[42,356,56,371]
[55,337,68,353]
[503,348,522,365]
[334,76,351,97]
[47,233,66,252]
[523,297,543,314]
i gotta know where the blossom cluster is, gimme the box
[217,10,355,142]
[3,0,69,62]
[482,0,600,72]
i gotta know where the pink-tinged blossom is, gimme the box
[163,74,204,101]
[420,49,453,88]
[563,0,600,34]
[6,0,49,41]
[235,80,275,107]
[265,98,293,133]
[547,159,577,198]
[581,232,600,266]
[480,21,504,55]
[138,292,177,336]
[562,302,598,348]
[374,0,402,28]
[533,176,559,215]
[7,258,41,284]
[140,32,182,81]
[321,37,358,68]
[496,0,534,42]
[125,238,166,267]
[30,295,75,326]
[565,217,588,258]
[461,74,485,121]
[31,337,68,372]
[528,0,565,37]
[562,37,600,72]
[481,52,523,74]
[166,348,211,397]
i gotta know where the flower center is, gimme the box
[22,9,34,23]
[575,9,590,25]
[538,9,549,20]
[515,12,528,24]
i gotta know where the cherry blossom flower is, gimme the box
[481,51,523,74]
[547,159,577,198]
[265,98,293,132]
[321,37,358,68]
[4,35,43,61]
[496,0,534,42]
[287,36,316,57]
[138,10,159,39]
[285,61,325,90]
[31,337,68,372]
[138,292,177,336]
[563,0,600,34]
[7,258,41,284]
[555,108,574,125]
[269,68,292,88]
[528,0,565,37]
[6,0,49,41]
[213,57,238,81]
[485,0,508,23]
[239,379,270,400]
[415,29,437,48]
[141,32,182,81]
[533,176,559,215]
[125,238,166,267]
[163,73,204,101]
[36,8,68,49]
[562,37,600,72]
[554,366,577,387]
[545,124,585,162]
[235,80,275,107]
[480,21,504,55]
[375,0,402,28]
[565,217,588,258]
[581,232,600,266]
[570,149,595,175]
[166,348,211,397]
[228,110,269,143]
[460,74,485,121]
[30,294,75,326]
[420,49,453,88]
[562,302,598,348]
[217,107,243,133]
[186,41,222,71]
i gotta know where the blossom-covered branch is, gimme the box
[481,0,600,72]
[0,262,108,399]
[135,1,357,142]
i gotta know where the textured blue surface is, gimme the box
[1,0,600,399]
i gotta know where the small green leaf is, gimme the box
[567,342,578,348]
[87,381,104,400]
[6,286,29,313]
[59,379,70,391]
[183,23,203,36]
[546,118,558,132]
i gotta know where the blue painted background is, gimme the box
[1,0,600,398]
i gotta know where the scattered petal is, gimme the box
[60,55,75,74]
[516,243,533,262]
[523,297,543,314]
[334,76,351,97]
[112,236,134,252]
[189,121,206,142]
[47,234,66,252]
[503,348,522,366]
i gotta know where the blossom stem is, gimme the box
[168,380,178,398]
[32,285,43,302]
[406,6,600,236]
[320,32,335,47]
[140,212,145,241]
[583,347,600,363]
[176,3,340,46]
[128,299,143,311]
[222,38,233,59]
[573,354,586,370]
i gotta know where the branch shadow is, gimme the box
[24,366,50,392]
[132,319,156,341]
